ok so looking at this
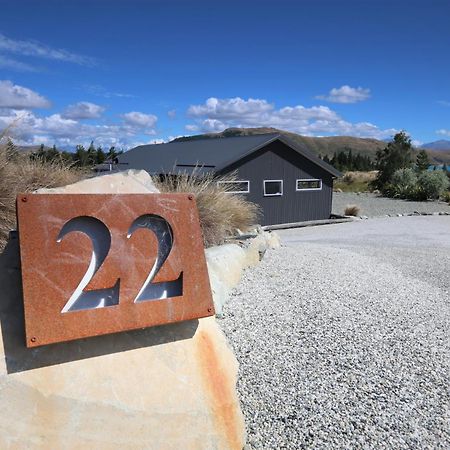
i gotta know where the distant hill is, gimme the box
[173,127,450,164]
[173,127,387,160]
[421,140,450,151]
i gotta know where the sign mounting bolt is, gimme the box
[188,194,194,200]
[30,337,36,343]
[22,196,27,202]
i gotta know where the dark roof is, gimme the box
[117,133,341,177]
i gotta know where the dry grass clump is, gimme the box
[153,170,260,247]
[0,136,85,251]
[335,171,378,192]
[344,204,361,216]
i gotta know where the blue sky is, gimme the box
[1,0,449,149]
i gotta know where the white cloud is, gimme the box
[436,129,450,137]
[412,139,423,147]
[185,124,199,132]
[437,100,450,107]
[62,101,105,120]
[83,84,135,99]
[186,96,396,139]
[0,108,159,149]
[188,97,273,120]
[168,109,177,119]
[121,111,157,130]
[0,80,50,109]
[0,33,96,66]
[316,85,371,104]
[0,55,38,72]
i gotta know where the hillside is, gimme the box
[173,127,386,160]
[421,140,450,151]
[173,127,450,164]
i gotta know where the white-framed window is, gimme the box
[296,179,322,191]
[217,180,250,194]
[263,180,283,196]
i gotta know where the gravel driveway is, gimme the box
[332,192,450,217]
[219,216,450,449]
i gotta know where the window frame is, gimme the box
[217,180,250,194]
[296,178,322,191]
[263,179,284,197]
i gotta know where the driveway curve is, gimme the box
[219,216,450,449]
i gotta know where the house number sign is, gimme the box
[17,193,214,347]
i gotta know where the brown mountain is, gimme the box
[173,127,450,164]
[173,127,386,159]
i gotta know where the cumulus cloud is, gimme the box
[0,33,96,66]
[121,111,157,130]
[186,96,395,139]
[185,124,199,132]
[62,101,105,120]
[0,108,159,149]
[316,85,371,104]
[167,109,177,119]
[436,129,450,137]
[0,80,50,109]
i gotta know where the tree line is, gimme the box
[321,148,376,172]
[29,141,123,167]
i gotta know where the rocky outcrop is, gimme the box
[0,171,245,449]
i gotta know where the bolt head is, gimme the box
[21,196,27,202]
[30,337,36,343]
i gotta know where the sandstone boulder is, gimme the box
[0,171,245,449]
[36,169,160,194]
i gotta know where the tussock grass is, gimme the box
[0,135,85,251]
[153,170,260,247]
[335,170,378,193]
[344,204,361,216]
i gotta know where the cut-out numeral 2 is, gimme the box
[57,215,182,313]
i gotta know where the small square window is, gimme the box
[296,179,322,191]
[217,180,250,193]
[264,180,283,196]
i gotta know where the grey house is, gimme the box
[114,133,341,226]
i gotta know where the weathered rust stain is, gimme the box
[16,193,215,347]
[195,327,243,450]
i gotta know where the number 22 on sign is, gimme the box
[17,193,214,347]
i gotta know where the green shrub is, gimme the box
[417,170,449,200]
[388,168,418,198]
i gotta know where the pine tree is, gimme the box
[416,149,430,172]
[374,131,413,190]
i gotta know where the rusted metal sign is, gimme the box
[16,193,214,347]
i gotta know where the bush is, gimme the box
[387,168,418,198]
[442,191,450,204]
[417,170,450,200]
[153,171,260,247]
[0,138,85,251]
[344,204,361,216]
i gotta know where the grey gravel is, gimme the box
[219,216,450,449]
[332,192,450,217]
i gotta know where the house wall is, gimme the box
[220,141,334,226]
